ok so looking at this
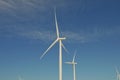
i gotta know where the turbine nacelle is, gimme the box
[65,62,77,65]
[58,37,66,40]
[73,62,77,64]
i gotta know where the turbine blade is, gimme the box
[61,42,69,54]
[115,67,120,80]
[73,50,77,62]
[116,67,119,74]
[65,62,73,64]
[54,8,60,38]
[40,39,58,59]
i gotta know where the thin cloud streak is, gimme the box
[19,31,56,41]
[1,25,120,43]
[0,0,75,12]
[62,31,86,43]
[0,0,78,22]
[0,0,14,9]
[18,27,120,43]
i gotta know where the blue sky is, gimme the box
[0,0,120,80]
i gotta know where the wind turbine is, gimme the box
[40,9,67,80]
[65,51,77,80]
[115,67,120,80]
[18,75,23,80]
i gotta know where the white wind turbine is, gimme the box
[18,75,23,80]
[65,51,77,80]
[116,67,120,80]
[40,10,67,80]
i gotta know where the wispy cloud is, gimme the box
[0,0,108,17]
[1,25,120,43]
[0,0,14,9]
[62,31,86,43]
[0,0,76,12]
[0,0,82,23]
[19,30,86,43]
[0,0,120,43]
[19,30,56,41]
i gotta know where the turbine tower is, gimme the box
[116,67,120,80]
[40,9,67,80]
[65,51,77,80]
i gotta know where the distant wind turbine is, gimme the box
[40,9,68,80]
[65,51,77,80]
[18,75,23,80]
[115,67,120,80]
